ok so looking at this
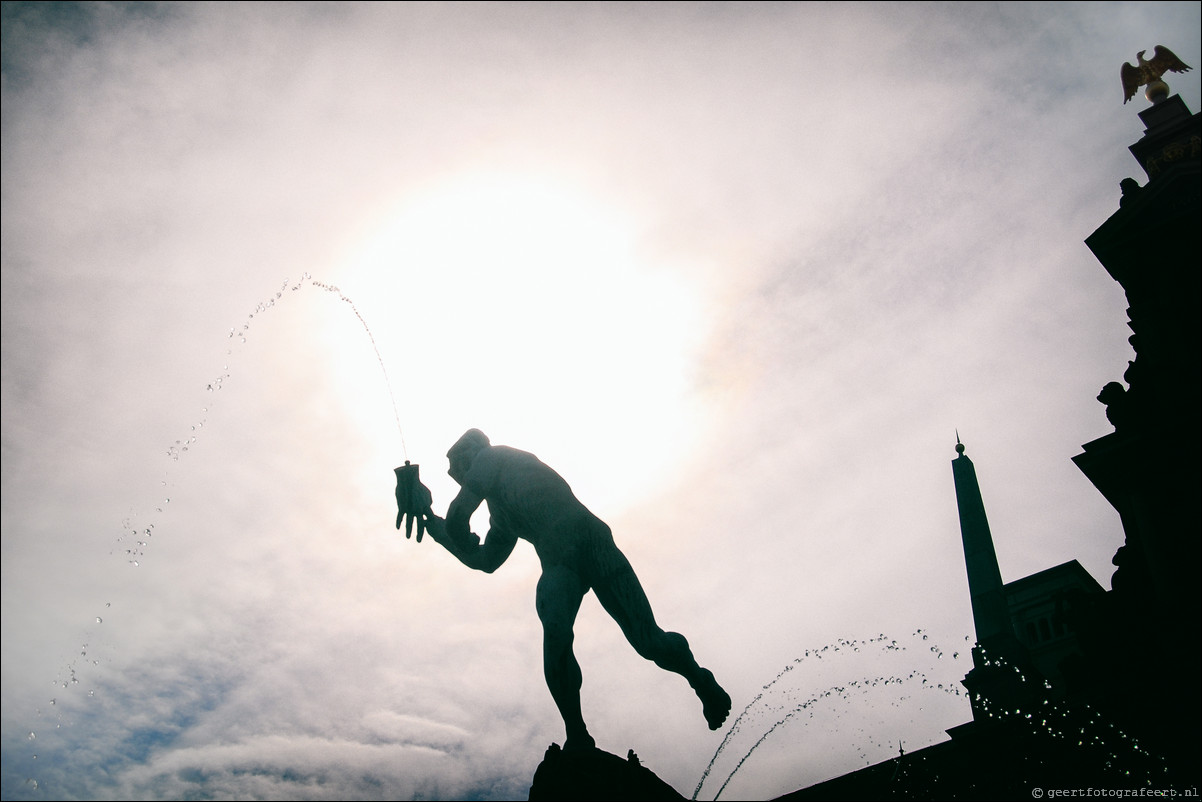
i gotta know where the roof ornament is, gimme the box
[1121,46,1192,104]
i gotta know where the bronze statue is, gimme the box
[1121,46,1192,104]
[395,429,731,751]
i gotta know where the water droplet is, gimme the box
[95,617,102,624]
[28,732,35,740]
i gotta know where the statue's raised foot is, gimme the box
[694,668,732,730]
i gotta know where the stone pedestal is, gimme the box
[528,744,685,801]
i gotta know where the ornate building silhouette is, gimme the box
[781,89,1200,800]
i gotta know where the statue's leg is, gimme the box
[536,565,593,751]
[593,556,732,730]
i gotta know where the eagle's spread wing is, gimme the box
[1148,45,1192,77]
[1122,47,1193,103]
[1121,61,1143,103]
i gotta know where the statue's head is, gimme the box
[1098,382,1126,404]
[447,428,490,484]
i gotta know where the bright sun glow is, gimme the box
[329,170,709,517]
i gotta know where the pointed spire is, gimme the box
[951,439,1010,646]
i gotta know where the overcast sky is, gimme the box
[3,2,1199,800]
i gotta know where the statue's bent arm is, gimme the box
[426,487,517,573]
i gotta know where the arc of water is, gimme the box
[309,277,409,459]
[174,273,410,462]
[695,632,973,800]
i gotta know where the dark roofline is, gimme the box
[1002,559,1105,596]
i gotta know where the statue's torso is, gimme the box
[464,446,616,574]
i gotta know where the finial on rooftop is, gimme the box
[955,430,965,455]
[1121,46,1192,104]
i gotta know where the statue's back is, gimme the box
[466,446,597,539]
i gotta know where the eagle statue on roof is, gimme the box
[1121,45,1192,104]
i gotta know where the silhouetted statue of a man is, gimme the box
[409,428,731,751]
